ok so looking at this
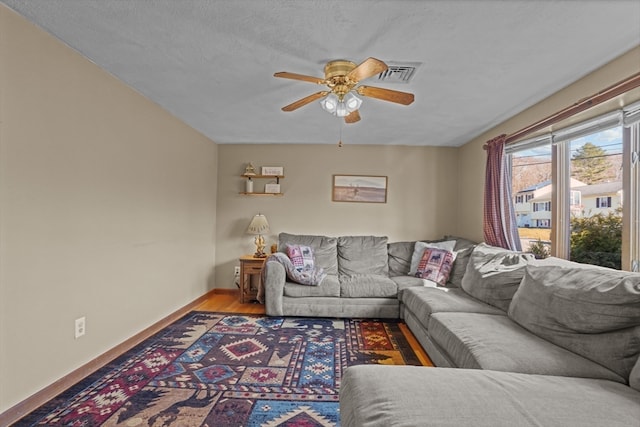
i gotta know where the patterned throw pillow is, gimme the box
[286,244,315,272]
[408,240,457,276]
[415,248,456,285]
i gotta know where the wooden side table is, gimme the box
[239,255,266,303]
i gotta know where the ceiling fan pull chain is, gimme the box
[338,121,344,147]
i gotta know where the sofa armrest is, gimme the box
[264,260,286,316]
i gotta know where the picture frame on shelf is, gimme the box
[332,175,387,203]
[261,166,284,176]
[264,183,281,194]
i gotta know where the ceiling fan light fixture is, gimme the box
[321,92,361,117]
[344,92,362,111]
[335,102,349,117]
[320,93,339,114]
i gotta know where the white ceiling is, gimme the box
[3,0,640,147]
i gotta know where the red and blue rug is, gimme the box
[18,312,422,426]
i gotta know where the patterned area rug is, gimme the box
[18,312,422,426]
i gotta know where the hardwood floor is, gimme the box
[195,289,267,314]
[197,290,434,366]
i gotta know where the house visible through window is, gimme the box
[509,139,552,251]
[508,102,640,271]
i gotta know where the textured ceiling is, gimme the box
[2,0,640,147]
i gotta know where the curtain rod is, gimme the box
[505,71,640,144]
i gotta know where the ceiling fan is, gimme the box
[274,57,415,124]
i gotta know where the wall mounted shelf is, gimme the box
[241,174,284,196]
[239,192,284,196]
[242,174,284,180]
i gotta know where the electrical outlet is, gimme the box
[75,317,86,339]
[234,266,240,275]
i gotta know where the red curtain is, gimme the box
[483,134,522,250]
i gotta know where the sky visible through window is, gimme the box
[514,127,622,166]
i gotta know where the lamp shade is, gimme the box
[344,92,362,111]
[320,93,339,114]
[246,214,270,235]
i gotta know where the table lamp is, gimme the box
[246,213,270,258]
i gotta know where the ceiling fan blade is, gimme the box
[344,110,361,124]
[357,85,415,105]
[274,71,326,85]
[347,57,388,83]
[281,91,329,112]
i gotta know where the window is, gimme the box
[509,102,640,271]
[566,128,623,269]
[508,137,552,251]
[625,120,640,272]
[533,202,551,211]
[537,219,550,228]
[596,196,612,208]
[570,191,581,206]
[515,195,523,203]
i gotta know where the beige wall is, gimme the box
[215,144,459,288]
[457,46,640,242]
[0,7,218,412]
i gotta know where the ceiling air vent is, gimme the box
[376,62,421,83]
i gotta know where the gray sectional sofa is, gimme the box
[264,233,640,426]
[264,232,471,318]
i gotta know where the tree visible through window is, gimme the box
[572,142,617,184]
[569,131,623,269]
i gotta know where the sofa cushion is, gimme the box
[443,236,477,287]
[340,274,397,298]
[391,276,436,293]
[446,245,475,288]
[461,243,535,311]
[428,312,624,382]
[338,235,389,275]
[415,248,456,285]
[340,365,640,427]
[508,263,640,381]
[387,241,417,277]
[284,274,340,298]
[401,287,504,330]
[278,233,338,275]
[408,240,456,276]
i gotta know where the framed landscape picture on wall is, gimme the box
[332,175,387,203]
